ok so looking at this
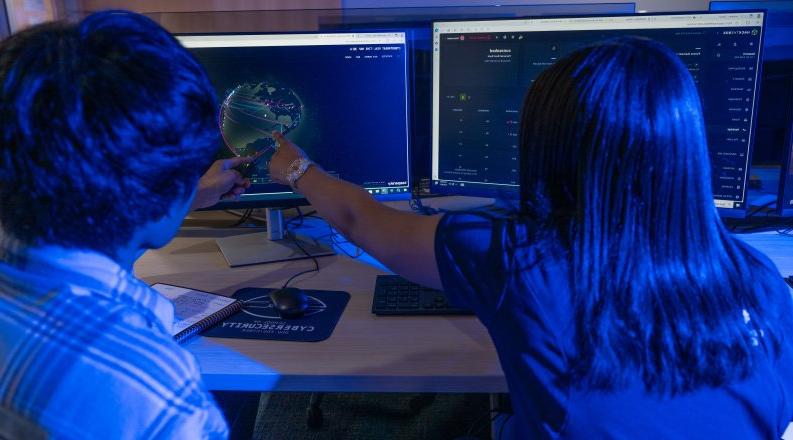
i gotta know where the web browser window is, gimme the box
[179,32,411,203]
[432,12,765,213]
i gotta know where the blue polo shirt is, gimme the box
[434,211,793,439]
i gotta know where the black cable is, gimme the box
[225,209,251,221]
[285,207,318,227]
[745,200,776,219]
[288,206,305,227]
[225,209,271,224]
[465,408,503,438]
[409,197,443,216]
[228,208,253,227]
[282,208,362,259]
[776,220,793,237]
[325,225,363,259]
[304,221,363,259]
[280,230,320,288]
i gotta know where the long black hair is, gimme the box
[519,37,793,392]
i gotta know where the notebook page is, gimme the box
[152,284,237,336]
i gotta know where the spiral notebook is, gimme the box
[152,283,244,344]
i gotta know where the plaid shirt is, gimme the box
[0,239,228,439]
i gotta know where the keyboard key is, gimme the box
[372,275,472,316]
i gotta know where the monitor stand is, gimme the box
[215,208,335,267]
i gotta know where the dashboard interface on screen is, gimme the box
[432,12,765,212]
[179,32,411,204]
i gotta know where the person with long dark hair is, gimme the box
[269,37,793,438]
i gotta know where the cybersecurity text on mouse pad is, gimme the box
[202,288,350,342]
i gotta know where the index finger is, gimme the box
[272,131,289,148]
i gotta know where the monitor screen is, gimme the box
[431,12,766,215]
[178,32,411,208]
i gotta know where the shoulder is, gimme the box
[434,210,517,280]
[436,209,555,264]
[434,209,564,320]
[437,209,537,248]
[436,211,498,251]
[729,235,791,297]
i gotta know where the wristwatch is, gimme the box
[285,157,314,190]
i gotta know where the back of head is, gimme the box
[518,37,792,392]
[0,11,218,257]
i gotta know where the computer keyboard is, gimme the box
[371,275,473,316]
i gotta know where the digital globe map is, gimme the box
[219,82,303,173]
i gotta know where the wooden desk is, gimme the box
[135,214,506,393]
[134,209,793,394]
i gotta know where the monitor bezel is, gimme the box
[177,29,414,210]
[429,9,768,218]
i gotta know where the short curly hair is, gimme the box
[0,10,219,256]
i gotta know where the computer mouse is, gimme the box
[269,287,309,318]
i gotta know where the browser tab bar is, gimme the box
[434,12,763,34]
[178,32,405,48]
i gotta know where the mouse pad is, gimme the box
[202,288,350,342]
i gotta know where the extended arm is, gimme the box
[269,132,442,289]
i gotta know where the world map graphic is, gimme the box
[219,82,303,175]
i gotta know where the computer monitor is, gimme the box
[431,11,766,217]
[178,31,411,265]
[710,2,793,216]
[178,31,411,209]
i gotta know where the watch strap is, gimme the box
[285,158,314,189]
